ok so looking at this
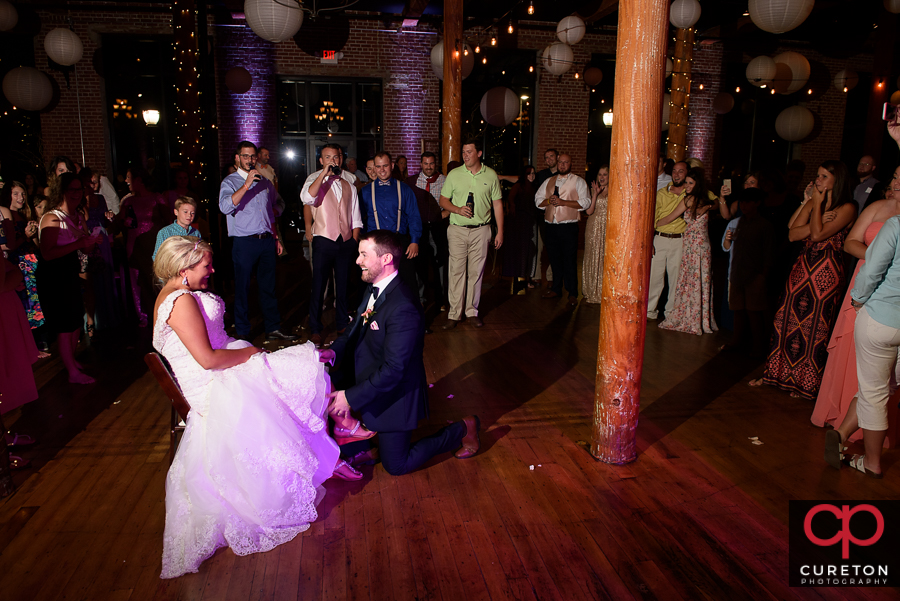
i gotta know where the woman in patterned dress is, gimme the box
[658,168,718,335]
[750,161,858,398]
[0,182,48,356]
[582,165,609,304]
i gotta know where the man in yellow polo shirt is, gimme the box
[438,139,504,328]
[647,161,688,320]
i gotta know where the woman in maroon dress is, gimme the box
[750,161,857,398]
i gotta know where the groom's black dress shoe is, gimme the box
[266,329,298,341]
[455,415,480,459]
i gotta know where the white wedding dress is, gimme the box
[154,290,339,579]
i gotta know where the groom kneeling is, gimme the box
[319,230,479,475]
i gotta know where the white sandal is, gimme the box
[332,460,363,481]
[844,454,883,479]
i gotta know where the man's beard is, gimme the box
[361,264,382,283]
[857,169,870,179]
[672,177,685,187]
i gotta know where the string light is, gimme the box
[508,23,514,34]
[491,36,497,46]
[528,0,534,14]
[475,45,480,53]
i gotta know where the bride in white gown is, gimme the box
[153,236,368,579]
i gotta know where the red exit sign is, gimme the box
[321,50,339,64]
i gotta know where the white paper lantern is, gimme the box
[749,0,814,34]
[430,41,475,80]
[244,0,303,43]
[542,42,574,76]
[891,91,900,105]
[0,0,18,32]
[670,0,701,29]
[583,67,603,86]
[885,0,900,13]
[775,106,814,141]
[746,56,777,87]
[662,92,671,131]
[2,67,53,111]
[480,87,519,127]
[556,15,585,45]
[834,69,859,92]
[771,63,793,94]
[44,28,83,66]
[712,93,735,114]
[773,51,810,94]
[665,57,673,77]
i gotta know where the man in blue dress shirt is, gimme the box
[360,151,423,297]
[218,140,296,341]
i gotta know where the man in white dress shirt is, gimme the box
[534,154,590,307]
[300,144,363,345]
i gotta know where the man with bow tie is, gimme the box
[320,230,480,475]
[301,144,364,346]
[360,151,423,297]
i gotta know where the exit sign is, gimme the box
[321,50,338,64]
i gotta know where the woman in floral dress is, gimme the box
[658,168,718,335]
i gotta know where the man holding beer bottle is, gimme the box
[438,139,503,329]
[534,153,590,307]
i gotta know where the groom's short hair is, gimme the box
[361,230,402,264]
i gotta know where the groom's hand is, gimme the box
[328,390,352,417]
[318,349,335,365]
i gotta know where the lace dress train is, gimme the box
[154,290,339,579]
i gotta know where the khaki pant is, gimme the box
[647,234,683,319]
[855,307,900,431]
[447,224,491,320]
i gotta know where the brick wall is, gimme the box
[34,9,172,175]
[686,42,725,181]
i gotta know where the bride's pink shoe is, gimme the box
[333,420,376,446]
[332,460,363,481]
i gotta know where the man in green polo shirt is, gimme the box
[647,161,688,320]
[438,139,503,329]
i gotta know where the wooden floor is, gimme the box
[3,258,900,600]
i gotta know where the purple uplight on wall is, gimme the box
[216,26,278,166]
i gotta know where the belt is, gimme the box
[454,223,489,229]
[656,232,682,239]
[242,232,273,239]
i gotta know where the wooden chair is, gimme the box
[144,352,191,465]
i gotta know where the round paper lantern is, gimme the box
[244,0,303,43]
[0,0,18,32]
[661,93,671,131]
[225,67,252,93]
[670,0,701,29]
[771,63,793,94]
[665,57,673,77]
[749,0,814,34]
[480,87,519,127]
[712,92,735,114]
[430,41,475,80]
[885,0,900,13]
[542,42,574,76]
[44,28,83,66]
[833,69,859,92]
[775,106,814,142]
[746,56,776,87]
[773,51,810,94]
[891,91,900,105]
[556,15,585,45]
[583,67,603,86]
[2,67,53,111]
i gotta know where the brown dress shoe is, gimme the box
[471,316,484,327]
[541,291,559,299]
[309,332,324,346]
[442,319,458,330]
[455,415,481,459]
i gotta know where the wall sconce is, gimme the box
[602,112,613,127]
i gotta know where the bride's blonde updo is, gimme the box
[154,236,213,284]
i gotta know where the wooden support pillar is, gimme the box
[666,27,693,162]
[591,0,668,464]
[173,0,202,177]
[441,0,463,171]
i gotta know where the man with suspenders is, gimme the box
[360,151,423,299]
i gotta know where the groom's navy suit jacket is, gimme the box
[329,275,428,432]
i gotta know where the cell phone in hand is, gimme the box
[883,102,900,123]
[724,178,732,190]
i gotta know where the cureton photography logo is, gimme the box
[789,500,900,587]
